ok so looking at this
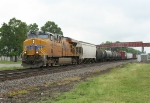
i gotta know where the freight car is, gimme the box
[118,51,126,60]
[96,49,121,61]
[96,49,106,62]
[127,53,133,59]
[76,41,96,64]
[132,54,137,59]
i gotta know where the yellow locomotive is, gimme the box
[22,31,79,68]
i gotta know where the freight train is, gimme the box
[21,31,136,68]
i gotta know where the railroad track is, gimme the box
[0,60,134,82]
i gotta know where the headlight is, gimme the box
[24,51,27,54]
[36,51,39,54]
[32,39,35,44]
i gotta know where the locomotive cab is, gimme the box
[22,31,53,68]
[22,31,79,68]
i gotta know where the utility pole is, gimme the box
[142,45,144,53]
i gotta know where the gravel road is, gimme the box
[0,64,22,68]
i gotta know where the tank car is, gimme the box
[76,41,96,64]
[96,49,118,61]
[105,50,113,60]
[96,49,103,62]
[22,31,79,68]
[116,52,121,60]
[96,49,106,62]
[112,51,117,60]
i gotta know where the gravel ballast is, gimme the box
[0,61,132,94]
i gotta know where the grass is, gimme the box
[0,60,22,71]
[0,60,21,64]
[0,66,23,71]
[38,63,150,103]
[7,87,40,97]
[50,77,81,86]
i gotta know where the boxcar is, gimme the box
[119,51,126,60]
[105,50,113,60]
[132,54,137,59]
[127,53,132,59]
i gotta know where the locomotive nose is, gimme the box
[24,39,45,55]
[28,56,35,64]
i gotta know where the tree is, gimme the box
[41,21,63,35]
[0,18,28,61]
[28,23,39,32]
[105,41,111,44]
[115,41,120,43]
[0,23,12,57]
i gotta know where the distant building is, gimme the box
[137,54,148,62]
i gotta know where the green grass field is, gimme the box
[0,60,21,64]
[0,66,23,71]
[0,61,22,71]
[39,63,150,103]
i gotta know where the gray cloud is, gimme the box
[0,0,150,53]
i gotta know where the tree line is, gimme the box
[0,17,63,61]
[0,18,141,62]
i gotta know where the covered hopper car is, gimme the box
[76,41,96,64]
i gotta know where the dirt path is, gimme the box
[0,64,21,68]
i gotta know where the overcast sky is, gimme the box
[0,0,150,53]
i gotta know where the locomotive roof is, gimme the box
[27,31,54,35]
[64,37,78,43]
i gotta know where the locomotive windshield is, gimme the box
[38,32,48,38]
[28,33,37,38]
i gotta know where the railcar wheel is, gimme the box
[46,63,49,67]
[40,66,43,68]
[51,63,53,66]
